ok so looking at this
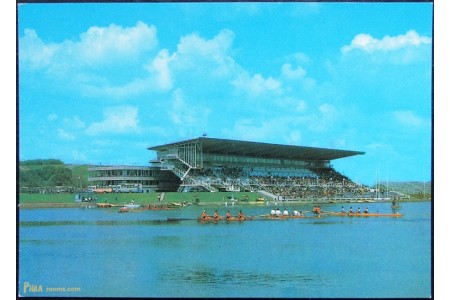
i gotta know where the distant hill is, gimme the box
[19,159,89,189]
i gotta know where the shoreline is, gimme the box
[18,198,430,209]
[18,202,99,208]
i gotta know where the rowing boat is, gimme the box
[197,217,253,222]
[264,215,317,219]
[143,205,173,210]
[333,212,403,217]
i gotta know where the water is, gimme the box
[18,202,432,298]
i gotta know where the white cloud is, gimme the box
[19,29,59,70]
[145,49,173,90]
[168,89,210,127]
[172,29,238,77]
[392,110,427,128]
[224,117,303,145]
[285,52,311,65]
[57,129,75,140]
[80,76,167,99]
[177,29,234,60]
[20,22,164,99]
[232,72,282,97]
[20,22,158,70]
[52,116,86,141]
[86,106,140,135]
[342,30,431,53]
[296,103,338,132]
[63,116,85,129]
[77,22,157,62]
[281,63,306,80]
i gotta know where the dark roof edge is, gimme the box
[148,136,364,155]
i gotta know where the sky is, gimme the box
[17,1,433,186]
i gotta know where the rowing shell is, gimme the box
[333,212,403,217]
[197,217,253,222]
[264,215,319,219]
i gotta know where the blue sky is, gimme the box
[17,2,433,186]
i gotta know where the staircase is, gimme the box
[161,160,191,180]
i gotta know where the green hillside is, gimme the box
[19,159,90,189]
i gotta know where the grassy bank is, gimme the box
[18,192,431,208]
[18,191,265,206]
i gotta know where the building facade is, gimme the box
[87,165,179,193]
[148,137,365,193]
[88,137,365,195]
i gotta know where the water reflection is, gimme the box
[160,265,329,288]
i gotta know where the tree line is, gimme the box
[19,159,81,189]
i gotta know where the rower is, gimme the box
[356,207,361,214]
[226,210,232,219]
[201,209,209,219]
[275,208,282,216]
[238,210,245,220]
[283,208,289,216]
[270,208,276,215]
[213,210,222,220]
[363,207,369,214]
[293,209,300,216]
[349,207,353,213]
[341,206,345,213]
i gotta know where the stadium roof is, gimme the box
[148,137,365,161]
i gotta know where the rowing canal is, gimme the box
[18,201,431,298]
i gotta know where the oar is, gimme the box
[166,217,197,222]
[317,211,337,215]
[250,214,271,219]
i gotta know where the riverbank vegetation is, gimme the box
[19,159,89,191]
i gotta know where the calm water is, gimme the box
[18,201,432,298]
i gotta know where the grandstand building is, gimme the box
[87,137,373,200]
[148,137,367,200]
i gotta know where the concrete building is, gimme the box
[88,137,365,197]
[147,137,365,194]
[87,165,179,193]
